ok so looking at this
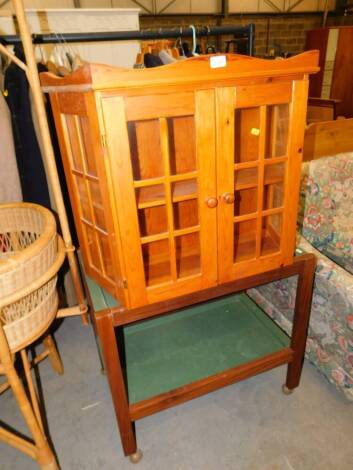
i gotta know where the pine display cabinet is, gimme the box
[41,52,319,462]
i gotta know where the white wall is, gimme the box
[0,0,74,10]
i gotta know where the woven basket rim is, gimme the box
[0,202,56,275]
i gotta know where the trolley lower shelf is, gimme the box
[82,253,316,462]
[122,294,289,404]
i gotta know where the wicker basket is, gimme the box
[0,203,65,352]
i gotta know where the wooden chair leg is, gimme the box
[43,335,64,375]
[285,254,316,391]
[0,325,59,469]
[95,309,138,458]
[20,349,45,432]
[7,367,58,469]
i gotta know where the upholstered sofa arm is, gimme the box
[298,152,353,274]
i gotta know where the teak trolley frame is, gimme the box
[83,253,316,462]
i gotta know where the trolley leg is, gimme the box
[95,310,138,457]
[285,254,316,391]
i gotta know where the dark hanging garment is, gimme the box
[4,45,50,208]
[144,53,163,68]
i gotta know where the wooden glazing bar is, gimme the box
[172,193,198,203]
[255,105,267,258]
[159,117,177,281]
[233,207,284,225]
[270,105,279,158]
[234,161,259,170]
[170,172,198,183]
[174,226,200,238]
[233,213,258,224]
[134,177,165,188]
[263,156,287,166]
[233,212,257,222]
[129,348,293,421]
[133,171,198,188]
[138,199,166,210]
[262,207,284,218]
[140,232,169,244]
[72,168,99,182]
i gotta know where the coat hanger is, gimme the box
[189,25,198,56]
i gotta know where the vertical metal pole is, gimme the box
[11,0,88,324]
[248,23,255,56]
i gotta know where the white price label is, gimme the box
[210,55,227,69]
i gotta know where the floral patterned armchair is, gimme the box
[248,152,353,400]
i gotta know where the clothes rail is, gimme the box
[0,24,255,56]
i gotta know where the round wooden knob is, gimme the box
[222,192,235,204]
[205,197,218,208]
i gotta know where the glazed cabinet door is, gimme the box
[50,92,127,304]
[217,80,309,282]
[99,90,218,307]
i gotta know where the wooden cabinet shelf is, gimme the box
[235,162,285,191]
[136,179,198,209]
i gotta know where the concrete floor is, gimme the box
[1,316,353,470]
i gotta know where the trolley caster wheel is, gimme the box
[129,449,143,464]
[282,384,294,395]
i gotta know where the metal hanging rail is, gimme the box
[0,24,255,55]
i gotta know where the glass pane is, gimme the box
[235,167,258,190]
[128,119,164,180]
[79,116,98,176]
[234,188,257,217]
[175,232,200,278]
[234,219,256,263]
[173,199,199,230]
[264,162,285,185]
[85,223,101,271]
[261,214,282,256]
[136,185,165,207]
[142,239,171,287]
[75,177,91,222]
[167,116,196,175]
[99,234,114,280]
[138,206,168,237]
[234,107,260,163]
[89,181,106,230]
[172,179,198,201]
[65,115,83,172]
[263,183,284,210]
[265,104,289,158]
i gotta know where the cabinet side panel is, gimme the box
[49,92,127,306]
